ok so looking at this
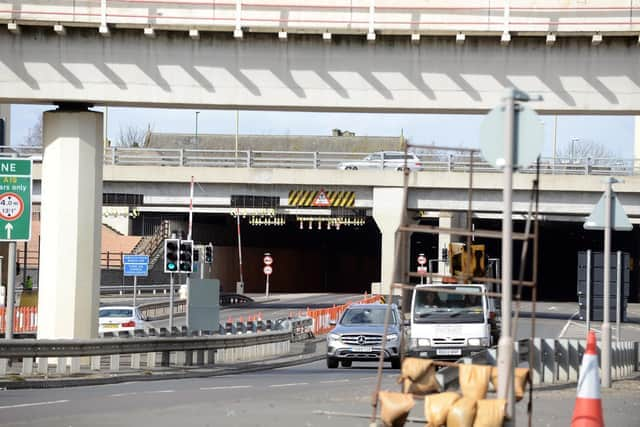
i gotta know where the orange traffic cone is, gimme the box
[571,330,604,427]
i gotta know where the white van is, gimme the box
[407,283,499,359]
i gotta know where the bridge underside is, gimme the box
[1,27,640,113]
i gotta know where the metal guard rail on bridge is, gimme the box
[2,1,640,36]
[2,146,638,176]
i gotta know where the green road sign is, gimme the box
[0,158,32,241]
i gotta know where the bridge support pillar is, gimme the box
[0,104,9,145]
[37,108,103,340]
[372,187,406,296]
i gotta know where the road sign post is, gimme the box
[123,255,149,307]
[0,159,32,340]
[0,159,32,242]
[583,178,632,388]
[263,253,273,297]
[480,88,543,424]
[417,253,427,285]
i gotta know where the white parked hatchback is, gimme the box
[338,151,423,171]
[98,306,149,334]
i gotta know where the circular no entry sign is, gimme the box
[263,255,273,265]
[263,265,273,275]
[0,193,24,221]
[417,254,427,265]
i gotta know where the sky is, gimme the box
[9,104,636,159]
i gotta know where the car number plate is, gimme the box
[103,324,118,329]
[436,349,462,356]
[352,346,373,352]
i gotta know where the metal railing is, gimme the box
[2,146,638,177]
[436,337,639,389]
[1,1,639,37]
[0,317,315,378]
[0,331,293,377]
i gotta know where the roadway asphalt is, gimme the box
[1,358,638,426]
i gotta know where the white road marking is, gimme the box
[359,376,377,381]
[269,382,309,388]
[145,390,175,394]
[110,392,138,397]
[319,379,350,384]
[200,385,253,391]
[558,311,580,338]
[0,400,69,410]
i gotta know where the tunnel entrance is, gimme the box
[135,212,381,294]
[409,217,639,303]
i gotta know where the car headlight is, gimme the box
[386,334,398,342]
[417,338,430,347]
[468,338,490,347]
[328,333,341,342]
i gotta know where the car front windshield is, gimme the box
[340,307,392,325]
[100,309,133,318]
[413,287,484,323]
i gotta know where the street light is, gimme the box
[570,137,580,161]
[195,111,200,147]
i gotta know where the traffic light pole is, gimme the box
[169,272,174,330]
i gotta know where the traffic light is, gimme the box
[204,244,213,264]
[164,238,179,273]
[193,247,200,263]
[179,240,194,272]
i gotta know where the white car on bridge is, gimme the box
[338,151,423,171]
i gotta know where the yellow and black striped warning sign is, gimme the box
[288,190,355,207]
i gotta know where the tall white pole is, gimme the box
[188,176,194,241]
[601,179,612,387]
[235,110,239,167]
[237,209,244,286]
[586,249,591,331]
[497,88,515,422]
[616,250,622,343]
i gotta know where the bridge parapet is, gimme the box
[1,1,639,37]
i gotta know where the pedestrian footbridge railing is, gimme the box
[3,1,640,37]
[436,338,639,390]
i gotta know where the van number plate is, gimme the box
[436,349,462,356]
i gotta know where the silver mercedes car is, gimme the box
[326,303,402,369]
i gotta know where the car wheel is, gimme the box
[391,357,401,369]
[327,357,339,369]
[341,360,352,368]
[348,166,357,170]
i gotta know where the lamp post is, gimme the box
[570,137,579,162]
[195,111,200,147]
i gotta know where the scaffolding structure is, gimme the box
[369,138,542,426]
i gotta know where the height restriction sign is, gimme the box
[0,159,32,241]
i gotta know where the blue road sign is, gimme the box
[123,255,150,264]
[123,254,149,277]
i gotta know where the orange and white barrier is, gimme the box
[306,293,383,335]
[570,330,604,427]
[0,306,38,334]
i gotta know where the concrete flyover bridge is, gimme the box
[1,0,640,340]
